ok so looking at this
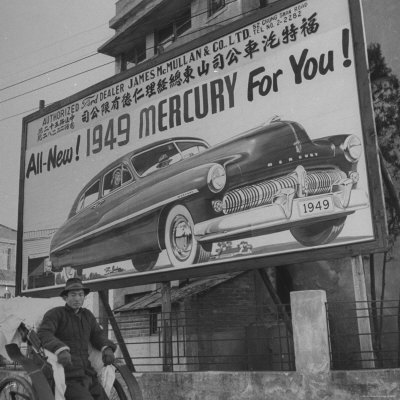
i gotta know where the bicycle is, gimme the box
[0,322,142,400]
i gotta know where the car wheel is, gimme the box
[131,251,159,271]
[290,217,347,246]
[165,204,211,267]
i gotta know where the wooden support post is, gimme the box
[258,269,292,334]
[161,281,173,372]
[99,290,136,372]
[351,255,375,368]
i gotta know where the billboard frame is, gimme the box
[16,0,388,297]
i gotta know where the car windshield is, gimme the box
[131,141,207,177]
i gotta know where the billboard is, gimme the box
[18,0,387,296]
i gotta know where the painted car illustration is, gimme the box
[49,119,369,272]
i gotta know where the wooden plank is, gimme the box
[161,282,173,372]
[257,269,292,335]
[351,255,375,368]
[99,290,136,372]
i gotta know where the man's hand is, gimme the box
[57,350,72,367]
[102,347,115,366]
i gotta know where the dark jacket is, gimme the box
[37,305,116,379]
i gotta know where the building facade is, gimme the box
[0,224,17,298]
[98,0,278,73]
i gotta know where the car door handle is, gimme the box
[91,199,105,209]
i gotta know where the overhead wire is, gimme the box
[0,108,38,123]
[2,0,238,93]
[0,23,108,67]
[0,0,266,122]
[1,0,239,97]
[1,3,199,88]
[2,2,197,89]
[0,53,98,92]
[0,60,114,105]
[2,36,111,82]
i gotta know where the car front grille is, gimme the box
[222,169,347,214]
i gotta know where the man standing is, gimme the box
[37,278,117,400]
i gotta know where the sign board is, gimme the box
[17,0,387,296]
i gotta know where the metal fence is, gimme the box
[4,299,400,373]
[111,305,295,372]
[0,305,294,373]
[326,300,400,370]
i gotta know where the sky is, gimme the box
[0,0,399,230]
[0,0,115,230]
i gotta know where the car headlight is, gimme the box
[207,164,226,193]
[342,135,362,162]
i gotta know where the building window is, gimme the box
[7,248,11,270]
[149,311,159,335]
[127,39,146,65]
[0,248,12,270]
[155,9,191,54]
[208,0,225,17]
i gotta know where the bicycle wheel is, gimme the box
[108,378,127,400]
[0,375,37,400]
[110,362,143,400]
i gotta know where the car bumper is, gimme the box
[194,188,369,243]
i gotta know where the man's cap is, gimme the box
[60,277,90,297]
